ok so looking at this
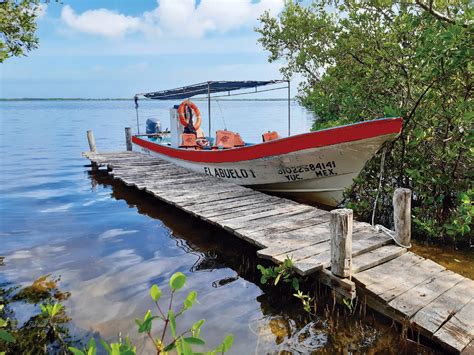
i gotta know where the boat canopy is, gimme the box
[133,79,291,137]
[138,80,286,100]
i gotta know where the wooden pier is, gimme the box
[83,149,473,354]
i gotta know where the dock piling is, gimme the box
[330,208,353,278]
[125,127,132,151]
[393,188,411,247]
[86,130,97,153]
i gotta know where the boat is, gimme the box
[132,81,402,206]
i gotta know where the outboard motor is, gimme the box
[146,118,161,134]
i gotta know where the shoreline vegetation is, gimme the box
[257,1,472,248]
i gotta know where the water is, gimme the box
[0,100,463,353]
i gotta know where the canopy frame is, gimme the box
[134,80,291,138]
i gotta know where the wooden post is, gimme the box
[393,188,411,246]
[330,208,353,278]
[87,130,97,152]
[125,127,132,151]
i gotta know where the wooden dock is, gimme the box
[83,150,473,354]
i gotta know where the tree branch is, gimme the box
[414,0,469,28]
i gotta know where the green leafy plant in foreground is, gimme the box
[69,272,234,355]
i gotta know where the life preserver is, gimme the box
[178,100,202,130]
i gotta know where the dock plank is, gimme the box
[412,277,474,335]
[388,269,464,318]
[433,299,474,353]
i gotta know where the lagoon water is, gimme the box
[1,100,440,353]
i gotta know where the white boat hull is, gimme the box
[133,133,396,206]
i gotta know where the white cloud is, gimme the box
[61,5,142,38]
[60,0,283,38]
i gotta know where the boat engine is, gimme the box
[146,118,162,134]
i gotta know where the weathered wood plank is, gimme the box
[354,252,425,287]
[412,277,474,335]
[433,298,474,353]
[292,232,393,276]
[351,245,407,273]
[389,269,464,319]
[367,259,446,303]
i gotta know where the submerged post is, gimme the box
[125,127,132,151]
[393,188,411,247]
[87,130,97,153]
[330,209,353,278]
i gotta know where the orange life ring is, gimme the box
[178,100,202,130]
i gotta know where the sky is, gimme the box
[1,0,299,99]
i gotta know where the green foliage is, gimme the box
[0,275,73,354]
[71,271,234,355]
[0,0,42,62]
[0,304,14,344]
[256,257,318,314]
[257,256,301,291]
[293,290,315,314]
[342,298,354,313]
[257,0,473,246]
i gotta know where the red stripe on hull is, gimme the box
[132,117,402,163]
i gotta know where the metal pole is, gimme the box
[287,80,291,137]
[208,82,211,138]
[134,95,140,134]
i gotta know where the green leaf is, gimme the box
[182,338,193,355]
[0,319,7,328]
[170,272,186,291]
[291,277,300,291]
[68,347,85,355]
[169,310,176,338]
[138,310,153,333]
[183,337,205,345]
[87,338,97,355]
[192,319,205,331]
[0,329,13,343]
[184,290,197,309]
[163,341,177,352]
[100,338,112,353]
[51,303,63,317]
[150,284,162,301]
[221,334,234,352]
[274,273,281,285]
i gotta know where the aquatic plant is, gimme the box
[69,271,234,355]
[257,257,301,291]
[0,275,73,354]
[257,0,473,246]
[256,257,320,315]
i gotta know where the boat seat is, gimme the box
[233,133,245,147]
[214,130,236,149]
[262,131,280,142]
[180,133,197,148]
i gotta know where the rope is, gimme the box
[371,146,387,227]
[215,100,227,130]
[370,145,411,249]
[374,224,412,248]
